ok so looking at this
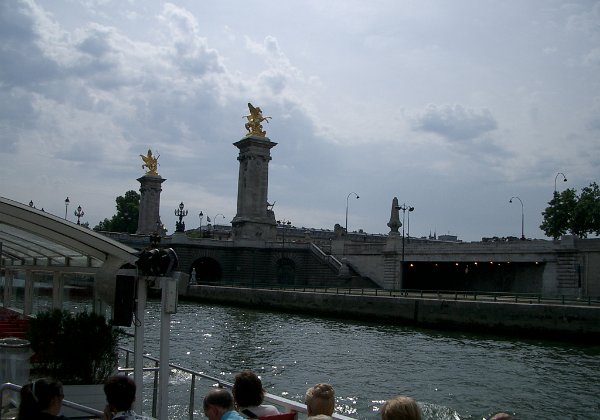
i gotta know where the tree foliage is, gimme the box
[93,190,140,233]
[540,182,600,239]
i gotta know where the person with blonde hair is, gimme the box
[305,383,335,419]
[380,395,422,420]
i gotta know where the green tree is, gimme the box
[540,188,577,239]
[93,190,140,233]
[571,182,600,238]
[540,182,600,239]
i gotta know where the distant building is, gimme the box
[438,234,459,242]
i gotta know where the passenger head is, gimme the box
[104,375,136,412]
[18,378,64,419]
[204,388,235,420]
[380,396,422,420]
[305,383,335,416]
[232,370,265,407]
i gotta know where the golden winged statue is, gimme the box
[140,149,160,176]
[243,103,271,137]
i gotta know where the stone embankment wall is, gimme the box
[184,285,600,342]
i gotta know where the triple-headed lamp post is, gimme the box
[175,202,188,233]
[74,205,85,225]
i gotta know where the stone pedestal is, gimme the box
[383,236,403,291]
[231,135,277,241]
[137,175,166,235]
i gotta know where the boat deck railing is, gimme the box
[118,346,355,420]
[0,382,103,419]
[189,283,600,307]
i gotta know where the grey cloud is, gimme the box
[160,3,225,77]
[77,28,112,58]
[259,70,287,95]
[0,1,60,87]
[583,48,600,66]
[413,104,497,142]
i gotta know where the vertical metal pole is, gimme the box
[24,270,33,315]
[52,272,63,310]
[189,374,196,419]
[158,277,171,420]
[521,208,524,240]
[3,270,13,308]
[134,276,146,414]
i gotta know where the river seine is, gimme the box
[130,300,600,420]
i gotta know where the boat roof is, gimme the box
[0,196,138,274]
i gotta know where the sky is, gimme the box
[1,0,599,242]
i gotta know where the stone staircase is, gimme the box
[556,251,579,291]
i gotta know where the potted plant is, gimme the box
[27,309,122,413]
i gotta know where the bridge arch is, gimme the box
[191,257,223,284]
[276,257,296,285]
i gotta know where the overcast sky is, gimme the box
[1,0,599,241]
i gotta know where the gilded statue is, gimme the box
[243,103,271,137]
[140,149,160,176]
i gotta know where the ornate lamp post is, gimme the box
[509,196,525,240]
[554,172,567,194]
[198,211,204,233]
[64,197,70,220]
[277,219,292,249]
[174,202,188,233]
[396,203,414,289]
[150,220,163,248]
[74,205,85,225]
[396,203,414,264]
[345,192,359,234]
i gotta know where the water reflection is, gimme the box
[130,300,600,419]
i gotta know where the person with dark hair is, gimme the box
[232,370,279,418]
[17,378,66,420]
[103,375,153,420]
[203,388,245,420]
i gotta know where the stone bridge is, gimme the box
[106,231,600,298]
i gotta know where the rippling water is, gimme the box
[128,300,600,419]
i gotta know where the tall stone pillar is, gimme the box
[231,135,277,241]
[137,174,166,235]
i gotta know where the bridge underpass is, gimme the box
[401,260,544,293]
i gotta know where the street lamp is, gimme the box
[198,211,204,232]
[64,197,70,220]
[407,205,415,243]
[277,219,292,249]
[509,196,525,240]
[174,202,188,232]
[554,172,567,194]
[74,205,85,225]
[345,192,359,234]
[396,203,414,266]
[213,214,225,230]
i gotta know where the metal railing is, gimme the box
[0,382,104,420]
[188,283,600,307]
[118,347,355,420]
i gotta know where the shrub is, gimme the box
[28,309,121,384]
